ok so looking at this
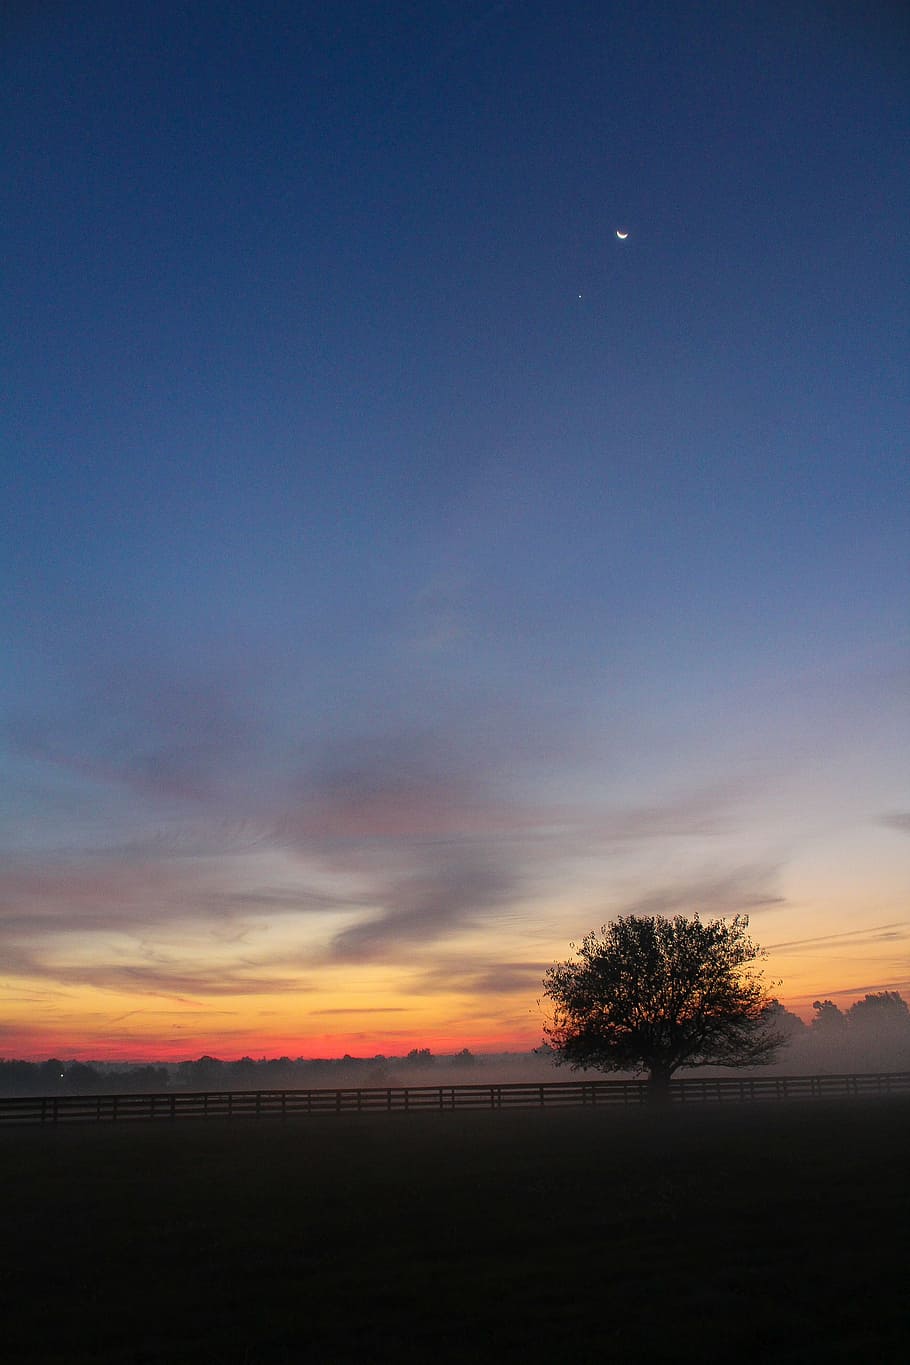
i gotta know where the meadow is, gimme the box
[3,1097,908,1363]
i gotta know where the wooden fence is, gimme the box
[1,1071,908,1128]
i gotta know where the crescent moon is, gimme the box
[616,230,629,240]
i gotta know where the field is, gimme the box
[3,1097,909,1363]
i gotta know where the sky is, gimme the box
[2,1,908,1062]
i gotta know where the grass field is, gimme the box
[3,1097,908,1363]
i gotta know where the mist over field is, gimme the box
[3,993,908,1097]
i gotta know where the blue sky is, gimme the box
[1,1,907,1058]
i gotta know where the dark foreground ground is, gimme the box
[3,1098,908,1364]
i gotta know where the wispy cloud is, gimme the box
[413,959,548,996]
[2,699,786,1000]
[330,853,515,962]
[7,668,266,806]
[768,922,909,954]
[612,866,786,920]
[310,1007,410,1016]
[787,978,910,1001]
[5,947,313,999]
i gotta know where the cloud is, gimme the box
[611,866,786,921]
[4,940,313,999]
[279,728,528,843]
[0,850,365,999]
[768,922,909,954]
[788,977,910,1001]
[310,1007,411,1016]
[0,851,365,942]
[4,693,781,995]
[413,959,548,996]
[7,668,265,806]
[272,735,774,964]
[583,782,760,843]
[330,853,515,962]
[284,730,763,859]
[0,856,217,938]
[880,812,910,834]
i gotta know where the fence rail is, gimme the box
[1,1072,909,1128]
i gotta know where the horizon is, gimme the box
[2,3,908,1062]
[6,988,908,1068]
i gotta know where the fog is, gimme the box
[3,994,909,1098]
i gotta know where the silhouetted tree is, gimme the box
[845,991,910,1069]
[765,999,807,1043]
[177,1056,225,1089]
[845,991,910,1029]
[811,999,847,1034]
[228,1056,258,1087]
[124,1065,169,1092]
[63,1062,101,1094]
[543,915,784,1099]
[38,1059,66,1090]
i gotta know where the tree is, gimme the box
[810,999,847,1034]
[765,999,807,1043]
[543,914,784,1099]
[63,1062,101,1094]
[845,991,910,1029]
[845,991,910,1070]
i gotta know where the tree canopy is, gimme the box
[543,914,784,1096]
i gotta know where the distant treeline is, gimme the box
[4,993,909,1097]
[0,1046,502,1097]
[749,993,910,1076]
[0,1060,171,1096]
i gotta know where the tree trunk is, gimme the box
[647,1064,673,1104]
